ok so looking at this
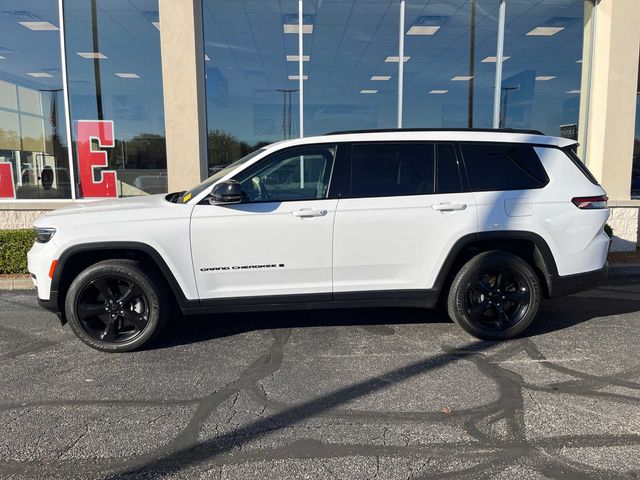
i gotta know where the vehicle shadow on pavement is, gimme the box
[154,286,640,350]
[109,333,497,479]
[106,285,640,479]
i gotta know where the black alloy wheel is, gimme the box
[447,251,541,340]
[65,259,168,352]
[76,275,149,343]
[464,267,531,332]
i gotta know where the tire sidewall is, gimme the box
[65,261,165,352]
[448,252,541,340]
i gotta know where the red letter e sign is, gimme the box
[77,120,117,197]
[0,162,16,199]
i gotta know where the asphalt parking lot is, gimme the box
[1,275,640,480]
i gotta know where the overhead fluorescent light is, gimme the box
[76,52,107,59]
[286,55,310,62]
[18,21,59,31]
[288,75,308,80]
[430,90,448,94]
[451,75,473,81]
[27,72,53,78]
[370,75,391,81]
[535,76,556,81]
[283,24,313,34]
[115,73,140,78]
[526,26,565,36]
[481,56,511,63]
[576,59,583,63]
[204,54,211,61]
[385,56,410,63]
[0,56,5,60]
[152,21,160,30]
[360,89,378,94]
[406,25,440,35]
[566,90,580,94]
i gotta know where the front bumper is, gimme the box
[37,291,65,324]
[547,262,609,298]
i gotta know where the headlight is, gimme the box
[34,227,56,243]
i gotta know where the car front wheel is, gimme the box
[65,259,168,352]
[447,251,541,340]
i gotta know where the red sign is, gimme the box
[76,120,117,198]
[0,163,16,199]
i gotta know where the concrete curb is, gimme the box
[0,276,34,290]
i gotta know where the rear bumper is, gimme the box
[547,262,608,298]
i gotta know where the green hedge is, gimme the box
[0,229,36,274]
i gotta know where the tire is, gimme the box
[447,251,541,340]
[64,259,169,352]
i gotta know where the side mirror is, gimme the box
[209,180,243,205]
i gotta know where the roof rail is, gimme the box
[325,128,545,136]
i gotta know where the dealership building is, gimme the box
[0,0,639,250]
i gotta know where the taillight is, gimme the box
[571,195,608,209]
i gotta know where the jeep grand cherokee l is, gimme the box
[29,129,609,352]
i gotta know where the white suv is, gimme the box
[28,129,610,352]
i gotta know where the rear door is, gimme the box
[332,142,478,294]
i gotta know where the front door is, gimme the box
[191,144,338,300]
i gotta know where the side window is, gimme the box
[235,146,335,202]
[460,143,548,192]
[436,144,463,194]
[350,143,435,197]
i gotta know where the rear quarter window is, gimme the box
[460,143,548,192]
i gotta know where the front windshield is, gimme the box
[177,148,266,203]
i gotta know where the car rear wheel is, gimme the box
[447,251,541,340]
[65,259,168,352]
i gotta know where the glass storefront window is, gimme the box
[202,0,594,169]
[500,0,588,137]
[0,0,72,200]
[303,0,400,135]
[202,1,299,175]
[63,0,167,197]
[0,0,599,201]
[631,56,639,198]
[403,0,498,128]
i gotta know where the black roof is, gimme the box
[325,128,545,136]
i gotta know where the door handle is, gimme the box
[432,203,467,212]
[291,208,328,218]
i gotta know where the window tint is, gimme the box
[351,143,434,197]
[461,143,548,191]
[235,146,335,202]
[436,144,463,194]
